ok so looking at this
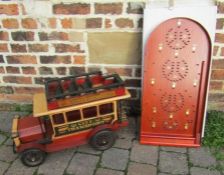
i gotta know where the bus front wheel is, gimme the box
[21,149,46,167]
[90,130,116,151]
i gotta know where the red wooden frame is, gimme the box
[140,18,211,147]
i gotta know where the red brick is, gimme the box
[14,87,44,94]
[217,2,224,13]
[209,81,223,91]
[61,18,72,28]
[0,4,19,15]
[69,67,85,75]
[0,55,4,63]
[0,44,8,52]
[208,93,224,102]
[86,18,102,28]
[216,18,224,29]
[207,102,224,110]
[95,3,122,14]
[11,44,27,53]
[22,18,38,29]
[115,18,134,28]
[39,32,68,41]
[28,44,48,52]
[213,46,219,56]
[87,66,101,72]
[127,2,145,14]
[0,67,5,73]
[221,47,224,56]
[2,94,33,103]
[211,70,224,80]
[22,67,36,75]
[3,76,32,84]
[54,44,83,53]
[11,31,34,41]
[0,86,13,94]
[106,67,132,76]
[215,33,224,43]
[73,56,85,64]
[56,67,67,75]
[34,77,46,85]
[39,67,53,75]
[7,55,37,64]
[6,66,20,74]
[40,55,71,64]
[212,59,224,69]
[2,18,19,29]
[48,18,57,28]
[53,3,90,15]
[105,19,112,28]
[0,31,9,41]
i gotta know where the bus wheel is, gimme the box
[90,130,116,151]
[21,149,46,167]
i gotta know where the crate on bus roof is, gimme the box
[44,71,126,110]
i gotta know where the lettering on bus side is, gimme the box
[55,115,113,136]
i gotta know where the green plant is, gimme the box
[202,111,224,148]
[203,110,224,168]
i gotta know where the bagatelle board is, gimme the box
[140,18,211,147]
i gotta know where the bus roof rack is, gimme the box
[44,71,126,110]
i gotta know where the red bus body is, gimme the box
[15,115,128,153]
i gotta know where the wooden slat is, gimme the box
[33,93,48,117]
[14,137,21,147]
[11,117,18,135]
[55,90,117,109]
[33,90,131,117]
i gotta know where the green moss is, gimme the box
[20,104,33,113]
[0,103,32,113]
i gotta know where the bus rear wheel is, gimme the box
[21,149,46,167]
[90,130,116,151]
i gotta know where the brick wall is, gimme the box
[0,0,223,111]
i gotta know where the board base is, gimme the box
[140,134,200,147]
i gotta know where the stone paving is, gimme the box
[0,112,223,175]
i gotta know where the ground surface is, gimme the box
[0,111,223,175]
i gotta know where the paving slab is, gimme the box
[38,148,76,175]
[127,162,157,175]
[95,168,124,175]
[159,151,188,175]
[77,144,102,155]
[66,153,99,175]
[116,118,136,140]
[0,112,29,133]
[130,141,158,165]
[190,167,221,175]
[189,147,217,168]
[101,148,129,170]
[160,146,187,153]
[113,137,133,149]
[4,138,13,146]
[5,158,37,175]
[0,145,17,162]
[0,134,7,145]
[0,161,10,174]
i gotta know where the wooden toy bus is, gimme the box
[11,71,130,167]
